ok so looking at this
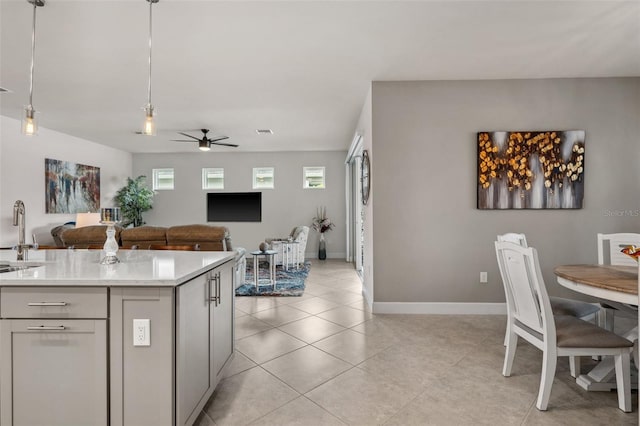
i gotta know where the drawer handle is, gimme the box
[27,302,68,307]
[27,325,66,331]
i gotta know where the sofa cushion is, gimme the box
[120,226,168,249]
[61,225,123,248]
[167,225,231,251]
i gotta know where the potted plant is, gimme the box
[114,176,155,227]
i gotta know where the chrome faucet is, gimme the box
[12,200,28,261]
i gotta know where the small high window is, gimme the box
[202,168,224,190]
[253,167,274,189]
[152,168,174,190]
[303,166,326,189]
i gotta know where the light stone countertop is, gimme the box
[0,249,237,287]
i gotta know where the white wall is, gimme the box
[369,78,640,305]
[0,116,132,246]
[132,151,347,258]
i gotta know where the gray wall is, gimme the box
[370,78,640,303]
[132,151,347,258]
[0,116,132,247]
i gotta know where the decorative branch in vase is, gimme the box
[312,207,335,260]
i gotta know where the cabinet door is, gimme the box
[213,261,235,383]
[109,287,174,426]
[176,272,212,426]
[0,319,107,426]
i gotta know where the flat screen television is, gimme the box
[207,192,262,222]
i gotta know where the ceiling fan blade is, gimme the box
[211,141,239,147]
[208,136,229,143]
[170,139,198,142]
[177,132,200,141]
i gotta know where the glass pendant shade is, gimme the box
[21,106,37,136]
[22,0,45,137]
[142,105,156,136]
[141,0,159,137]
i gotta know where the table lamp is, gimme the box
[75,212,101,228]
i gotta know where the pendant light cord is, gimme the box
[28,0,37,108]
[147,0,153,107]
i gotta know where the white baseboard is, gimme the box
[372,302,507,315]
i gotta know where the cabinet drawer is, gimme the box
[1,287,107,318]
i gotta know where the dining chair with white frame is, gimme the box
[497,233,601,368]
[597,233,640,267]
[498,233,601,319]
[596,233,640,330]
[495,241,633,412]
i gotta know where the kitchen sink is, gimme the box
[0,263,41,274]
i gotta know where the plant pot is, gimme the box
[318,234,327,260]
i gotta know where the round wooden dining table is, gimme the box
[554,264,638,306]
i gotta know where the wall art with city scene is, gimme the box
[45,158,100,214]
[477,130,585,209]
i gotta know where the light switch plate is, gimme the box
[133,319,150,346]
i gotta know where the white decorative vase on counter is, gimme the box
[100,207,121,265]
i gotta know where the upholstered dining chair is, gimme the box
[497,233,601,357]
[495,241,633,412]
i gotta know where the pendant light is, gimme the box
[141,0,159,136]
[22,0,45,136]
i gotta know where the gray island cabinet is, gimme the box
[0,249,238,426]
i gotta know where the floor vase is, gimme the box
[318,234,327,260]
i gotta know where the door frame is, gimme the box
[345,133,364,275]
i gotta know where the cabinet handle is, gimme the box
[208,274,217,305]
[216,272,221,305]
[215,273,221,306]
[27,302,68,307]
[27,325,66,331]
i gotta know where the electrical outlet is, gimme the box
[133,319,150,346]
[480,272,488,283]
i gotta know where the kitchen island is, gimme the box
[0,248,239,426]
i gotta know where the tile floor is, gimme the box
[195,260,638,425]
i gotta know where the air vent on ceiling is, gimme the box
[256,129,273,135]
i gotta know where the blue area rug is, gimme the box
[236,261,311,296]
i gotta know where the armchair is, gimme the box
[266,226,309,266]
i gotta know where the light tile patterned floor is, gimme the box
[196,260,638,425]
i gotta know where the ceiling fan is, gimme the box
[171,129,238,151]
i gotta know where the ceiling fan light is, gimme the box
[141,105,156,136]
[199,140,210,151]
[21,105,38,136]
